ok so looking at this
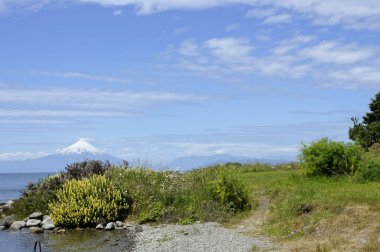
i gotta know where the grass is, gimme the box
[108,165,251,224]
[233,163,380,251]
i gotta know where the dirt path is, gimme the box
[233,195,276,251]
[236,196,270,235]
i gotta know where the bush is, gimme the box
[109,165,251,224]
[63,160,111,180]
[355,158,380,182]
[49,175,129,227]
[7,160,111,219]
[300,138,363,176]
[208,168,250,211]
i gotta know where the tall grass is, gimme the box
[109,165,251,224]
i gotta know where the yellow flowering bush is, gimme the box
[49,174,129,227]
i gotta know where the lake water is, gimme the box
[0,173,134,252]
[0,173,50,203]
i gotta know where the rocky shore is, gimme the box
[131,222,272,252]
[1,200,272,252]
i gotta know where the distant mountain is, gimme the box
[166,154,289,171]
[0,139,122,173]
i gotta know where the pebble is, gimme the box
[131,222,272,252]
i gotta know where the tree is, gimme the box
[349,92,380,149]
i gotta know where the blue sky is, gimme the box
[0,0,379,163]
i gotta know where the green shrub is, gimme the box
[137,202,165,224]
[300,138,363,176]
[355,158,380,182]
[109,165,251,224]
[49,175,129,227]
[8,160,112,219]
[208,168,250,211]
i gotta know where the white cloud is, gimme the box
[38,71,131,84]
[203,37,253,64]
[0,151,49,161]
[112,9,122,16]
[329,66,380,87]
[1,1,380,30]
[299,42,376,64]
[273,35,314,55]
[0,84,206,117]
[179,40,199,57]
[263,14,292,24]
[173,26,190,35]
[171,35,380,87]
[246,8,276,19]
[225,23,239,32]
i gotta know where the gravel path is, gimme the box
[129,222,272,252]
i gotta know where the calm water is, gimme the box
[0,173,134,252]
[0,173,50,203]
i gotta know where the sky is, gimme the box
[0,0,379,163]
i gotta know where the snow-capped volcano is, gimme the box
[59,138,100,155]
[0,139,122,173]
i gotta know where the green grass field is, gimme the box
[235,164,380,251]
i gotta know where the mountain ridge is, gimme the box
[0,139,122,173]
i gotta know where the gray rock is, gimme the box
[29,212,43,220]
[41,217,53,226]
[0,226,5,230]
[0,216,15,228]
[26,219,41,227]
[30,227,44,234]
[105,222,116,230]
[57,229,66,234]
[116,221,124,227]
[134,225,143,232]
[96,224,104,229]
[10,221,26,230]
[42,224,55,230]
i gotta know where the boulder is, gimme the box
[0,216,15,228]
[105,222,116,230]
[10,221,26,230]
[26,219,41,227]
[134,225,143,232]
[30,227,44,234]
[41,217,53,226]
[96,224,104,230]
[116,221,124,227]
[42,224,55,230]
[29,212,43,221]
[0,226,5,230]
